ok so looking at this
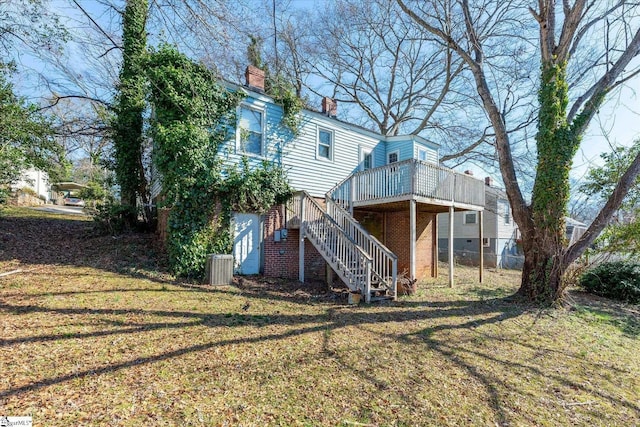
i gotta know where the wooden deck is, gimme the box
[329,159,486,213]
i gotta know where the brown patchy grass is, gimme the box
[1,207,639,426]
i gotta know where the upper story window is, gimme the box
[388,151,399,164]
[418,148,428,162]
[363,152,373,170]
[318,128,333,160]
[502,202,511,224]
[360,147,373,171]
[464,212,477,224]
[238,105,264,156]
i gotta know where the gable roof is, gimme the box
[224,80,441,149]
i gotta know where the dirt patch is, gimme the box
[233,275,350,303]
[0,208,166,274]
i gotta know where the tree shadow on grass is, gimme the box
[1,292,638,424]
[2,213,638,423]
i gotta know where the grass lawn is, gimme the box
[1,207,639,426]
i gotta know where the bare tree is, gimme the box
[294,0,505,168]
[397,0,640,303]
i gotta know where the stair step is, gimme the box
[369,295,394,302]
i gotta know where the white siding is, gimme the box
[216,90,444,198]
[437,187,512,240]
[437,211,484,239]
[12,168,50,201]
[282,114,384,197]
[496,199,518,239]
[414,142,438,164]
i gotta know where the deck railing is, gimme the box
[328,159,485,210]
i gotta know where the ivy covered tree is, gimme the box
[397,0,640,304]
[147,45,292,278]
[112,0,150,224]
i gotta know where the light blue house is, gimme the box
[156,66,486,301]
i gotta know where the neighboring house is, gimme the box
[437,177,519,268]
[11,168,51,202]
[566,217,587,246]
[438,177,589,269]
[153,66,486,301]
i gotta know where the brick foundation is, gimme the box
[263,204,325,281]
[156,201,436,283]
[355,207,436,280]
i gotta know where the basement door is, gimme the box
[232,213,261,275]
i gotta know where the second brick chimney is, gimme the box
[245,65,265,92]
[322,96,337,117]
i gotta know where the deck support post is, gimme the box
[410,199,416,280]
[448,205,454,288]
[478,210,484,283]
[433,214,438,278]
[299,195,305,283]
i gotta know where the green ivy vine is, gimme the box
[147,45,292,278]
[112,0,149,221]
[266,75,303,136]
[531,61,580,239]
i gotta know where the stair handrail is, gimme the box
[325,197,397,298]
[296,192,374,297]
[326,174,354,212]
[326,178,398,299]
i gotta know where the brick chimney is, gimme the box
[485,176,493,186]
[245,65,265,92]
[464,170,474,176]
[321,96,337,117]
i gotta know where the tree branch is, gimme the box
[568,27,640,128]
[565,149,640,264]
[35,95,111,112]
[397,0,532,235]
[556,0,586,61]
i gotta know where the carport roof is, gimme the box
[51,182,89,191]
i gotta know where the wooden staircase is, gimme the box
[288,191,397,303]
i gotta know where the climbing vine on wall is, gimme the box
[147,45,292,278]
[267,75,303,136]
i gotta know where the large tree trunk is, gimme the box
[517,231,568,304]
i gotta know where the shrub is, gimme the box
[19,187,38,197]
[78,181,109,204]
[0,187,9,205]
[579,261,640,304]
[90,201,138,235]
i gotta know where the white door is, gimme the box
[233,213,261,274]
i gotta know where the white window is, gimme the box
[418,148,428,162]
[360,147,373,171]
[238,105,264,156]
[503,203,511,224]
[463,212,477,224]
[364,152,373,170]
[388,150,399,164]
[317,128,333,160]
